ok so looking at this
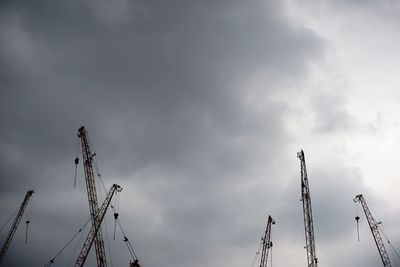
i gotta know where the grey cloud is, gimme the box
[311,91,355,133]
[2,1,384,267]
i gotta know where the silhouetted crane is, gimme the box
[0,190,34,264]
[77,126,108,266]
[353,194,392,267]
[297,150,318,267]
[259,215,275,267]
[75,184,122,266]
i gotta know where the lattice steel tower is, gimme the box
[259,215,275,267]
[78,126,107,266]
[354,194,392,267]
[297,150,318,267]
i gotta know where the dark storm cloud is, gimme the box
[0,0,327,266]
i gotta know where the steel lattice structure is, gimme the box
[78,126,107,266]
[75,184,122,266]
[0,190,34,264]
[297,150,318,267]
[353,194,392,267]
[259,215,275,267]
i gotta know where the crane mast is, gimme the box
[0,190,34,264]
[75,184,122,267]
[297,150,318,267]
[77,126,107,266]
[259,215,275,267]
[353,194,392,267]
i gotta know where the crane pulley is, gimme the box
[297,150,318,267]
[0,190,34,264]
[353,194,392,267]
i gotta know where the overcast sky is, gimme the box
[1,0,400,266]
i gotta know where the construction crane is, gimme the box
[75,184,122,267]
[77,126,108,267]
[0,190,34,264]
[259,215,275,267]
[353,194,392,267]
[297,150,318,267]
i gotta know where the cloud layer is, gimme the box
[1,1,399,267]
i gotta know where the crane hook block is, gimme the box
[75,158,79,165]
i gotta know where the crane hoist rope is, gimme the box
[379,227,400,263]
[0,208,19,235]
[43,217,92,267]
[74,136,80,188]
[250,238,263,267]
[116,218,140,262]
[68,222,88,267]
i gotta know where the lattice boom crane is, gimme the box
[353,194,392,267]
[0,190,34,264]
[259,215,275,267]
[297,150,318,267]
[75,184,122,267]
[77,126,107,266]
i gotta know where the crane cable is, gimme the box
[93,151,116,267]
[117,218,139,260]
[113,193,120,241]
[355,202,360,242]
[367,203,400,266]
[102,209,114,267]
[356,199,400,266]
[66,224,86,267]
[43,217,91,266]
[24,195,33,245]
[92,147,140,262]
[270,246,272,267]
[379,225,400,265]
[0,207,19,235]
[74,136,80,188]
[250,235,263,267]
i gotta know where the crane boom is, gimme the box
[353,194,392,267]
[77,126,108,267]
[0,190,34,264]
[75,184,122,267]
[259,215,275,267]
[297,150,318,267]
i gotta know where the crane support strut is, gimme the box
[353,194,392,267]
[0,190,34,264]
[297,150,318,267]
